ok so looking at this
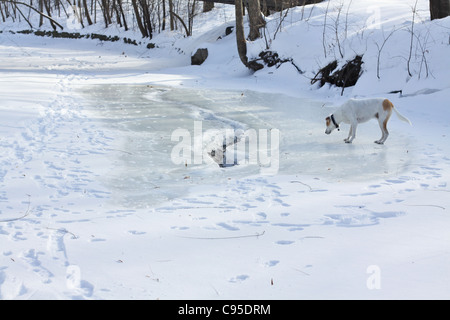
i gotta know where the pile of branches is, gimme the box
[311,55,363,94]
[249,50,303,73]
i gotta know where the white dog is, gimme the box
[325,98,411,144]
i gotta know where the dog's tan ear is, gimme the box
[325,116,331,126]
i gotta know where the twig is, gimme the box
[405,204,445,210]
[273,8,289,40]
[292,268,310,276]
[46,227,78,239]
[158,205,236,212]
[179,231,265,240]
[13,2,33,29]
[105,147,133,155]
[0,195,31,223]
[414,30,431,79]
[290,180,312,191]
[300,236,325,240]
[407,0,418,77]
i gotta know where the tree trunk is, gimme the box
[203,1,214,12]
[83,0,93,25]
[39,0,44,27]
[235,0,264,71]
[43,0,57,30]
[247,0,265,41]
[132,0,148,37]
[0,4,5,22]
[77,0,85,28]
[235,0,248,66]
[169,0,174,30]
[101,0,111,28]
[188,0,197,36]
[430,0,450,20]
[140,0,153,39]
[162,0,166,30]
[117,0,128,30]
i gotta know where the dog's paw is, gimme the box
[345,140,352,144]
[374,140,384,145]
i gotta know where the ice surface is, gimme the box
[80,85,416,208]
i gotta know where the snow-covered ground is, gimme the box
[1,0,449,299]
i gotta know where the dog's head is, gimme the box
[325,115,339,134]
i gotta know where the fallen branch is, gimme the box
[158,205,236,212]
[405,204,445,210]
[251,50,303,73]
[290,180,313,191]
[0,195,31,223]
[170,11,190,37]
[179,231,265,240]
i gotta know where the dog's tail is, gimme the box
[393,106,412,125]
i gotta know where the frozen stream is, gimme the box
[81,85,414,208]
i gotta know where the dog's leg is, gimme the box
[380,118,390,143]
[345,123,357,143]
[375,118,385,144]
[344,126,352,143]
[375,113,391,144]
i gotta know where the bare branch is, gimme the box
[0,0,64,30]
[170,10,190,37]
[407,0,419,77]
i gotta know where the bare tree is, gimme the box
[116,0,128,30]
[0,0,64,29]
[99,0,112,28]
[187,0,198,36]
[82,0,93,26]
[140,0,154,39]
[333,1,344,59]
[375,27,399,79]
[407,0,418,77]
[322,0,330,57]
[132,0,149,37]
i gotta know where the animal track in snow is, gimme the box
[229,274,249,283]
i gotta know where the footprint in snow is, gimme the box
[20,249,53,283]
[217,222,239,231]
[0,270,28,300]
[256,212,267,219]
[265,260,279,267]
[128,230,146,235]
[66,265,94,299]
[229,274,249,283]
[276,240,295,245]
